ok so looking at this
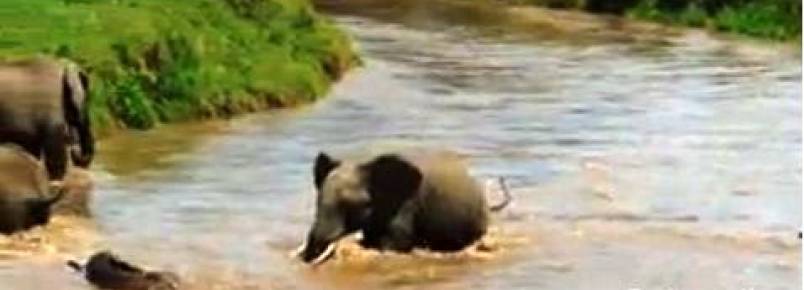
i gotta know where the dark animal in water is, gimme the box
[67,251,180,290]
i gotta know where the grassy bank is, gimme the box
[499,0,801,40]
[0,0,357,132]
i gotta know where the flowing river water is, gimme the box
[0,0,801,289]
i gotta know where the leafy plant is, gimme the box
[0,0,357,131]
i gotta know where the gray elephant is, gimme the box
[297,149,511,264]
[0,57,95,181]
[0,144,65,235]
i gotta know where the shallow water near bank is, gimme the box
[0,0,800,289]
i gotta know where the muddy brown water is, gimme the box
[0,0,801,289]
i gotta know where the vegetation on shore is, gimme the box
[0,0,357,132]
[499,0,801,40]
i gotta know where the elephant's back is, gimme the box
[0,59,63,114]
[0,59,64,145]
[405,150,488,216]
[0,144,48,198]
[0,144,43,233]
[410,151,489,251]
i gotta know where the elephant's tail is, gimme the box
[488,177,512,212]
[67,260,84,273]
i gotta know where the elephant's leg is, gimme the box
[42,124,68,180]
[19,142,41,161]
[5,132,42,161]
[379,205,417,252]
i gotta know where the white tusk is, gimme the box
[310,243,336,266]
[48,180,65,193]
[290,241,307,258]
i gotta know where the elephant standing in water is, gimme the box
[0,57,95,180]
[297,149,511,264]
[0,144,65,235]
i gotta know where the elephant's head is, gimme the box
[24,189,66,230]
[62,62,94,168]
[298,152,423,264]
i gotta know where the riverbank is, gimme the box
[493,0,801,41]
[0,0,357,133]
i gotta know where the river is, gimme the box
[0,0,800,289]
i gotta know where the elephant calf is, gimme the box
[297,149,511,265]
[0,144,65,234]
[68,251,181,290]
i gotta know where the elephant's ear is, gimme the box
[78,70,89,94]
[314,152,340,190]
[363,154,423,201]
[62,62,88,123]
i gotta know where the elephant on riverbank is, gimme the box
[296,149,511,264]
[0,144,66,235]
[0,57,95,180]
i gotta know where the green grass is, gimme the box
[496,0,801,40]
[0,0,357,131]
[713,0,801,40]
[628,0,801,40]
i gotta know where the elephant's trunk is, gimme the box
[297,238,336,265]
[62,62,94,169]
[70,120,94,168]
[299,215,344,265]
